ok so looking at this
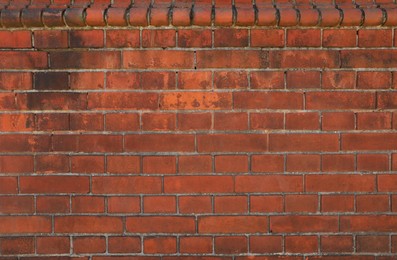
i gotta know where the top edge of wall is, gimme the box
[1,0,397,28]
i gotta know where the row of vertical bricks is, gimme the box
[1,1,397,27]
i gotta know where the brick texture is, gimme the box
[0,1,396,258]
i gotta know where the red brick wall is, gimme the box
[0,0,397,259]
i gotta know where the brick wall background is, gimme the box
[0,0,397,259]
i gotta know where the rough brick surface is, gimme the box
[0,1,396,258]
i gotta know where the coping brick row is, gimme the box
[1,1,397,27]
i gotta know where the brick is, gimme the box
[359,29,392,47]
[215,155,248,173]
[178,155,212,174]
[251,29,284,47]
[214,196,248,213]
[177,113,212,130]
[342,133,397,150]
[393,154,397,171]
[108,196,140,213]
[70,30,104,48]
[77,135,122,153]
[160,92,232,110]
[356,236,389,253]
[358,71,391,89]
[0,31,31,48]
[269,50,339,68]
[270,216,338,233]
[321,235,353,253]
[70,72,104,90]
[250,196,283,213]
[250,113,284,130]
[378,92,397,109]
[144,196,176,213]
[306,174,375,192]
[198,134,267,152]
[214,71,248,89]
[142,113,176,131]
[34,30,68,49]
[36,113,69,131]
[126,216,195,233]
[125,134,195,152]
[36,155,69,173]
[144,237,176,254]
[179,196,212,214]
[236,175,303,193]
[215,236,247,254]
[321,195,354,212]
[73,237,106,254]
[285,195,318,213]
[199,216,267,234]
[71,156,104,173]
[178,71,212,89]
[356,195,389,212]
[107,156,140,174]
[287,71,320,89]
[287,29,321,47]
[34,72,68,90]
[106,113,140,131]
[285,236,318,253]
[286,112,319,130]
[55,216,123,233]
[306,92,375,110]
[341,215,397,232]
[378,174,397,191]
[322,71,355,89]
[178,29,212,48]
[106,72,140,90]
[322,112,355,131]
[357,112,392,130]
[36,237,70,254]
[88,93,158,110]
[164,176,234,193]
[106,29,140,48]
[197,50,267,68]
[108,236,141,253]
[0,134,51,152]
[0,196,34,214]
[20,176,89,194]
[357,154,389,172]
[123,50,193,69]
[287,154,320,172]
[270,134,338,152]
[50,50,119,68]
[322,29,356,47]
[234,92,303,109]
[0,216,51,234]
[36,196,70,213]
[250,236,282,253]
[18,93,87,110]
[214,29,248,47]
[0,72,32,90]
[0,93,17,110]
[72,196,105,213]
[0,51,47,69]
[143,156,176,174]
[92,177,161,194]
[322,154,355,172]
[341,50,397,68]
[0,155,33,173]
[250,71,284,89]
[142,29,176,47]
[180,237,212,254]
[142,72,176,90]
[214,112,248,130]
[0,237,34,255]
[251,155,284,173]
